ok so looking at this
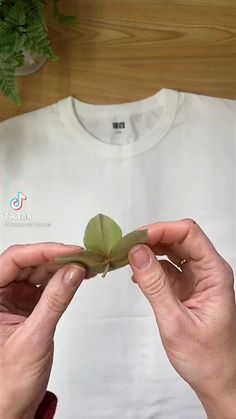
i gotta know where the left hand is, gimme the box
[0,242,88,419]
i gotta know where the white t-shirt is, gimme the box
[0,88,235,419]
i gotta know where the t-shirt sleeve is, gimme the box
[34,391,58,419]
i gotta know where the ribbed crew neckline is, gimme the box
[57,88,179,158]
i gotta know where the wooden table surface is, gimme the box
[0,0,236,122]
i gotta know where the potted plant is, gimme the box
[0,0,77,105]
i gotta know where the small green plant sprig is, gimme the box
[55,214,149,278]
[0,0,77,104]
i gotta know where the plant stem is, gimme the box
[101,262,110,278]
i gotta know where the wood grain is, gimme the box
[0,0,236,122]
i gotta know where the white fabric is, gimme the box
[0,88,235,419]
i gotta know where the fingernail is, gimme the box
[130,246,151,269]
[137,225,148,230]
[65,245,84,250]
[63,264,85,287]
[131,274,137,283]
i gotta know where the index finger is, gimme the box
[0,243,84,287]
[137,218,222,271]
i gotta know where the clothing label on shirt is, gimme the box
[112,122,125,129]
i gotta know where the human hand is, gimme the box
[0,243,89,419]
[128,219,236,419]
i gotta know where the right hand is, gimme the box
[128,218,236,419]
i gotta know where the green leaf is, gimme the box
[55,249,107,275]
[55,213,149,278]
[109,230,149,268]
[83,213,122,257]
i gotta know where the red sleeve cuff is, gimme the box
[35,391,58,419]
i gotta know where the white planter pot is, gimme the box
[15,50,47,76]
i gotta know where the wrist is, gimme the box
[0,413,35,419]
[0,406,36,419]
[195,386,236,419]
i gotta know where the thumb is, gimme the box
[25,263,86,341]
[128,245,180,323]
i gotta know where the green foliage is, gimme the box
[0,0,77,104]
[52,0,77,26]
[55,214,149,278]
